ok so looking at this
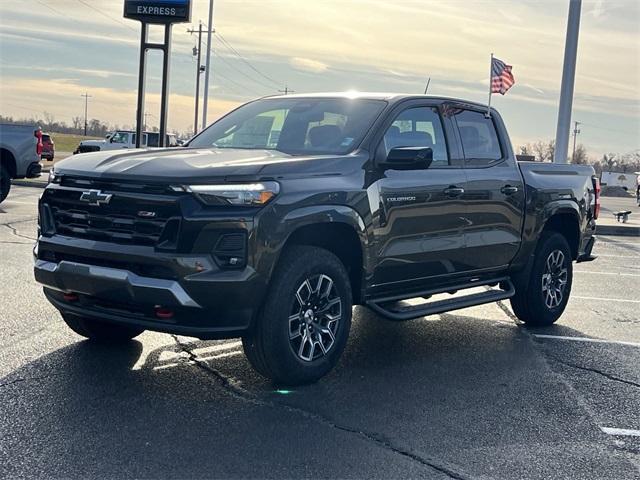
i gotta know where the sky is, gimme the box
[0,0,638,158]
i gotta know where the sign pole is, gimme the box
[125,0,192,148]
[159,23,172,147]
[135,22,148,148]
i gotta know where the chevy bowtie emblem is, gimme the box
[79,189,112,206]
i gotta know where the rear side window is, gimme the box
[454,110,502,165]
[383,107,449,167]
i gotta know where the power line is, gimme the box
[74,0,138,33]
[215,32,281,88]
[33,0,69,20]
[213,68,263,97]
[212,50,273,94]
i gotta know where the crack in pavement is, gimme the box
[0,372,62,389]
[1,222,37,241]
[0,240,33,245]
[171,335,471,480]
[546,354,640,389]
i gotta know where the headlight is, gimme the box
[47,169,59,185]
[185,182,280,207]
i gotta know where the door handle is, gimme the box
[444,186,465,197]
[501,185,519,195]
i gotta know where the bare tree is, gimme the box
[572,144,588,164]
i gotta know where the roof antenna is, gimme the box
[423,77,431,94]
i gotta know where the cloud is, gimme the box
[290,57,329,73]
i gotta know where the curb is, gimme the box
[596,225,640,237]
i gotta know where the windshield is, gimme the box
[189,98,386,155]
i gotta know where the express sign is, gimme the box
[124,0,191,24]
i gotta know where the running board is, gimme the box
[366,278,515,321]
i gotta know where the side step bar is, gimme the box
[366,278,515,321]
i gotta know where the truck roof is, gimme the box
[263,92,490,109]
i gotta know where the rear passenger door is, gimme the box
[449,106,525,270]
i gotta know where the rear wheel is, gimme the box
[61,313,144,343]
[510,232,573,326]
[0,164,11,204]
[242,246,352,385]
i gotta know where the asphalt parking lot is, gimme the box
[1,185,638,479]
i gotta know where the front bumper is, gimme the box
[35,236,267,339]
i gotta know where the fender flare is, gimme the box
[258,204,370,285]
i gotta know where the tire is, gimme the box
[61,313,144,343]
[510,231,573,326]
[0,164,11,204]
[242,245,353,385]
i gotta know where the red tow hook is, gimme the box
[155,307,174,319]
[63,293,79,302]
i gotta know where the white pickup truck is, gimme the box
[74,130,178,154]
[0,124,43,203]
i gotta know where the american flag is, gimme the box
[491,57,515,95]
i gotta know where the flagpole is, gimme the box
[487,53,493,117]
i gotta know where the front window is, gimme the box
[110,132,130,144]
[190,98,386,155]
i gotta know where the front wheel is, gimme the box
[510,232,573,326]
[62,313,144,343]
[242,246,352,385]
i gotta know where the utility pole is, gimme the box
[81,92,92,136]
[188,22,211,136]
[187,22,203,135]
[571,120,581,162]
[553,0,582,164]
[201,0,215,131]
[424,77,431,94]
[278,86,294,95]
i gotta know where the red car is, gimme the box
[41,133,54,161]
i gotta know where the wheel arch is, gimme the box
[0,147,17,178]
[541,205,581,260]
[273,205,368,304]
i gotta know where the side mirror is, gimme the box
[379,146,433,170]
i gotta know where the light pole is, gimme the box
[553,0,582,164]
[201,0,214,131]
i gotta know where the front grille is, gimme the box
[43,182,183,246]
[51,207,167,245]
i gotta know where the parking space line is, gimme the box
[532,334,640,348]
[572,295,640,304]
[601,427,640,437]
[574,270,640,277]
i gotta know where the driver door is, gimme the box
[368,103,469,293]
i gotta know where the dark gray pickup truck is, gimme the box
[35,93,599,384]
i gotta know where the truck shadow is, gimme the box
[0,309,619,478]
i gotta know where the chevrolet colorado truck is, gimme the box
[34,93,599,385]
[0,124,43,203]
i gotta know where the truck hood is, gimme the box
[54,147,365,182]
[79,139,107,147]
